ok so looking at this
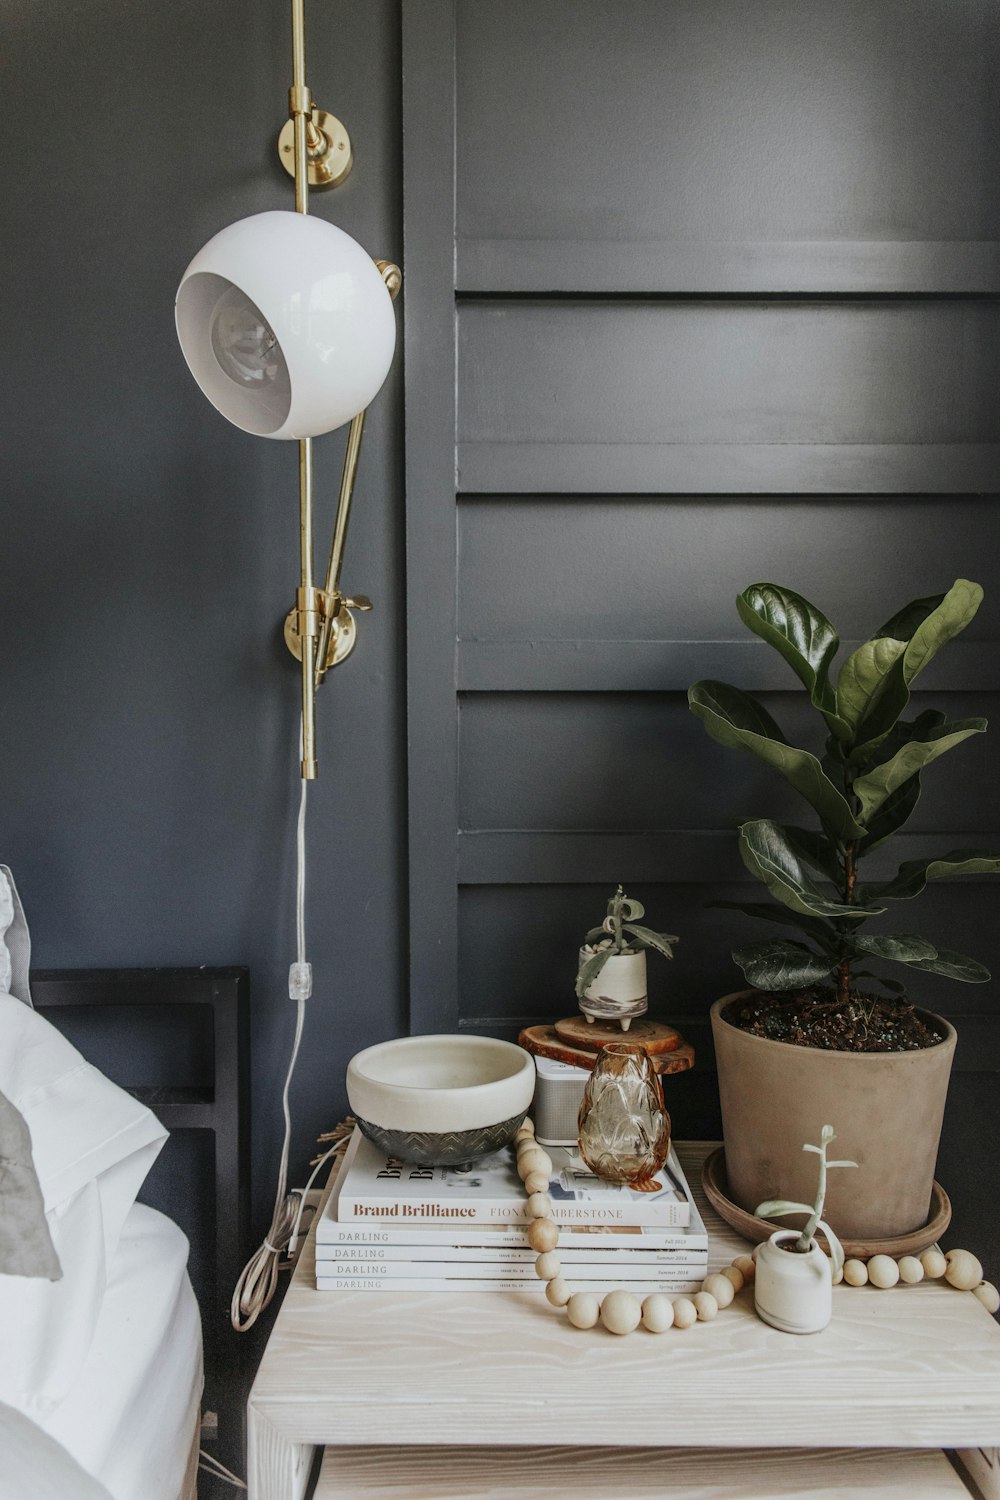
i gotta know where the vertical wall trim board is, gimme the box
[403,0,460,1029]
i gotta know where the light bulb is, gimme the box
[209,284,287,390]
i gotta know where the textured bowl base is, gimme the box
[355,1112,527,1166]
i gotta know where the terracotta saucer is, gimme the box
[701,1146,952,1260]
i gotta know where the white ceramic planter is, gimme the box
[578,948,648,1030]
[754,1230,832,1335]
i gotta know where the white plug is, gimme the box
[288,962,312,1000]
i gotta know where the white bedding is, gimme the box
[39,1201,202,1500]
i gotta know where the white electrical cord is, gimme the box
[230,744,314,1333]
[198,1450,247,1491]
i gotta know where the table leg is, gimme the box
[955,1446,1000,1498]
[247,1405,314,1500]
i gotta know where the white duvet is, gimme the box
[33,1202,202,1500]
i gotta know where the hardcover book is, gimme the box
[314,1275,703,1294]
[326,1128,693,1229]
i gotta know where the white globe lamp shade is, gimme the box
[175,211,396,440]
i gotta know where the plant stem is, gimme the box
[837,841,857,1007]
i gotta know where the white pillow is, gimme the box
[0,867,32,1006]
[0,995,168,1410]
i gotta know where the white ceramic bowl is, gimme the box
[346,1034,535,1165]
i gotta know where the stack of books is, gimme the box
[315,1128,709,1293]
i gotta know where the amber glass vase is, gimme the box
[578,1042,671,1191]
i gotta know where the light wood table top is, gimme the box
[248,1142,1000,1499]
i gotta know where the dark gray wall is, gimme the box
[404,0,1000,1260]
[2,0,405,1220]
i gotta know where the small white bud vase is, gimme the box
[754,1230,833,1334]
[577,947,648,1030]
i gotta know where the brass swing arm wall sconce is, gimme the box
[175,0,401,781]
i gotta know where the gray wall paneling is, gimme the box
[402,0,1000,1256]
[402,0,460,1030]
[2,0,406,1232]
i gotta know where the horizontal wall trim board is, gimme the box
[457,639,998,693]
[457,831,1000,886]
[458,443,1000,496]
[457,239,1000,296]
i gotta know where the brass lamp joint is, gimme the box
[288,83,314,117]
[295,585,324,639]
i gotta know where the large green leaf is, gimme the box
[688,682,865,839]
[622,923,678,960]
[736,583,849,737]
[708,900,840,950]
[856,773,922,855]
[781,824,845,885]
[853,718,986,823]
[896,579,983,687]
[906,948,991,983]
[851,933,938,964]
[865,850,1000,902]
[852,581,984,756]
[738,820,881,919]
[731,939,837,991]
[836,637,906,735]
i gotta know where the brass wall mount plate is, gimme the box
[277,109,353,188]
[284,604,356,668]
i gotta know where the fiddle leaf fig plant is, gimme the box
[575,885,679,1000]
[756,1125,857,1275]
[689,581,1000,1006]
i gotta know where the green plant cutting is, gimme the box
[688,580,1000,1027]
[755,1125,857,1275]
[575,886,678,1001]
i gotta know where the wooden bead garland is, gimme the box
[516,1117,1000,1335]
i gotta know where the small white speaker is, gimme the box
[531,1055,592,1146]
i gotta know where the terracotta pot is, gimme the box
[710,992,957,1240]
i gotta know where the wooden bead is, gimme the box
[920,1248,947,1279]
[898,1256,924,1285]
[535,1252,560,1281]
[702,1273,735,1308]
[867,1254,900,1289]
[567,1292,601,1328]
[545,1276,572,1307]
[733,1255,756,1283]
[671,1297,697,1329]
[945,1249,984,1292]
[693,1291,718,1322]
[721,1264,745,1293]
[641,1294,675,1333]
[526,1192,553,1220]
[831,1264,844,1285]
[517,1149,547,1180]
[526,1217,559,1254]
[600,1290,642,1335]
[843,1259,869,1287]
[524,1171,550,1195]
[973,1281,1000,1314]
[515,1123,535,1141]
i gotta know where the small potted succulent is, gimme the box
[689,580,1000,1238]
[754,1125,857,1334]
[575,886,678,1031]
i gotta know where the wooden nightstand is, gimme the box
[248,1144,1000,1499]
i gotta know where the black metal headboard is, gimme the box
[32,967,250,1478]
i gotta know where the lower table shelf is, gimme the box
[314,1443,972,1499]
